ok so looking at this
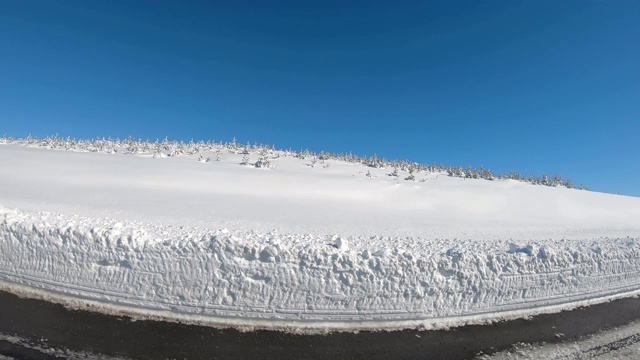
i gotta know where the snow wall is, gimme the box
[3,206,640,330]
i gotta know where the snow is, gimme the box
[1,142,640,331]
[481,316,640,359]
[0,333,123,360]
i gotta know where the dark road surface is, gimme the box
[2,290,640,360]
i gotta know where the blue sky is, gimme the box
[1,1,639,196]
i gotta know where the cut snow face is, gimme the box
[1,142,640,331]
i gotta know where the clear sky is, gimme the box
[1,1,639,196]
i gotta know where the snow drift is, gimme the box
[1,142,640,330]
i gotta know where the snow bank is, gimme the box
[1,144,640,330]
[2,206,640,329]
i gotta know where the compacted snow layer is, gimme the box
[1,143,640,330]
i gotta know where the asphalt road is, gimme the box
[2,290,640,360]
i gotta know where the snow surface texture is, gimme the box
[1,143,640,331]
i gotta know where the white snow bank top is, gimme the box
[0,144,638,240]
[1,143,640,330]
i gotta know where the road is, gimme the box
[1,290,640,359]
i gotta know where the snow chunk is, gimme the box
[333,236,348,251]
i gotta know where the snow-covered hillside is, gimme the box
[1,141,640,331]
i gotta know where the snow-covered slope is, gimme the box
[1,143,640,331]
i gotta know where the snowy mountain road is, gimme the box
[2,290,640,360]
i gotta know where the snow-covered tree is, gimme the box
[405,169,415,181]
[198,153,211,163]
[254,156,270,168]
